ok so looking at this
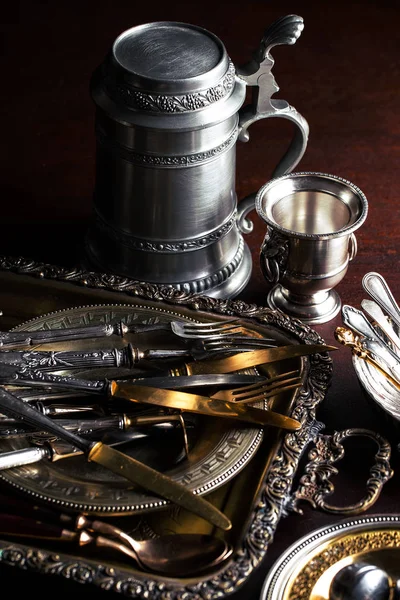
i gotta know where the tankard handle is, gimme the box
[236,15,309,234]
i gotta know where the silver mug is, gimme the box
[85,16,309,298]
[256,172,368,324]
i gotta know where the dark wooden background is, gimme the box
[1,0,400,597]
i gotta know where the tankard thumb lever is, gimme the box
[236,14,309,233]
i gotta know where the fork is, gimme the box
[127,318,271,340]
[170,320,269,340]
[211,370,303,404]
[0,318,270,350]
[0,337,277,371]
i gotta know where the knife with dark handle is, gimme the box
[0,321,133,349]
[0,336,278,369]
[0,420,190,468]
[0,412,194,439]
[0,368,266,393]
[0,401,105,417]
[0,345,334,390]
[0,512,87,541]
[0,386,231,531]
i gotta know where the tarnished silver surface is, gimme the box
[256,172,368,324]
[0,256,332,599]
[0,304,266,514]
[86,16,308,298]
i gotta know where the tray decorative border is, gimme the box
[0,256,333,599]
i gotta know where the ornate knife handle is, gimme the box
[0,321,129,349]
[0,365,107,394]
[0,346,135,370]
[236,15,309,234]
[290,428,393,515]
[0,344,192,371]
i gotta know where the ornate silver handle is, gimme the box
[236,15,309,233]
[362,272,400,330]
[342,304,400,367]
[290,428,393,515]
[259,229,289,285]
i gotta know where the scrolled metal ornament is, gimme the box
[291,427,393,515]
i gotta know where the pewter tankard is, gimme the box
[85,15,309,298]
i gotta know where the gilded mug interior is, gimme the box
[256,173,368,238]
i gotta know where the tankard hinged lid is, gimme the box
[97,21,236,113]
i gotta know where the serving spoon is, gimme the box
[0,512,232,577]
[120,532,232,576]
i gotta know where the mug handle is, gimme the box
[236,15,309,234]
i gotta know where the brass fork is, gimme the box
[211,370,303,404]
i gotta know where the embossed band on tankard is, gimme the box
[85,17,309,298]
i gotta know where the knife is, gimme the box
[109,383,302,431]
[0,421,188,469]
[0,346,334,390]
[0,386,231,531]
[0,412,195,440]
[168,343,337,375]
[0,320,152,349]
[0,371,266,393]
[0,372,301,430]
[0,344,196,370]
[0,369,301,430]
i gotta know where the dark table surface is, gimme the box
[1,0,400,597]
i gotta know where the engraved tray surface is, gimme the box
[0,257,333,599]
[0,303,266,514]
[261,514,400,600]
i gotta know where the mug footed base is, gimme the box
[267,285,342,325]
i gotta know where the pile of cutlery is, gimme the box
[335,271,400,392]
[0,313,335,560]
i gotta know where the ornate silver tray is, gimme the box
[0,303,265,515]
[0,256,333,599]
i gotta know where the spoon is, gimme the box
[0,514,232,577]
[362,272,400,330]
[70,513,233,575]
[0,493,232,576]
[120,532,232,576]
[329,561,391,600]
